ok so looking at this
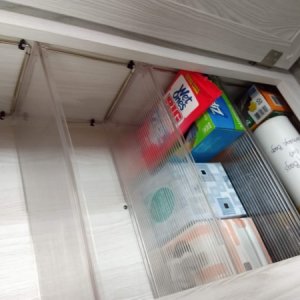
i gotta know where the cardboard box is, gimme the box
[195,163,246,219]
[134,163,212,245]
[148,218,271,292]
[138,71,222,169]
[187,93,245,162]
[161,222,234,289]
[221,218,272,272]
[238,85,290,130]
[165,70,223,134]
[146,216,272,294]
[134,162,245,245]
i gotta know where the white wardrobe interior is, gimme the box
[1,38,300,300]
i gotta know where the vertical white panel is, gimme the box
[69,126,153,300]
[15,46,97,299]
[0,42,25,113]
[0,124,40,300]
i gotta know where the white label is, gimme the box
[248,93,272,123]
[167,75,199,125]
[210,101,224,116]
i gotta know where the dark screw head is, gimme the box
[127,60,135,70]
[123,204,128,210]
[0,111,5,120]
[18,39,27,50]
[90,118,95,126]
[248,61,257,66]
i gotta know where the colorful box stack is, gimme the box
[137,162,246,244]
[237,84,290,130]
[137,72,273,292]
[186,92,245,162]
[138,70,222,168]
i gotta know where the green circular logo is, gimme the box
[150,187,175,222]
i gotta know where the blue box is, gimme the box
[187,94,245,162]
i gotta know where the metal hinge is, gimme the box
[259,49,283,68]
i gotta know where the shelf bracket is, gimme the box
[259,50,283,68]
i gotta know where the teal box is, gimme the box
[188,94,245,162]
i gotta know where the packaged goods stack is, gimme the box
[135,71,277,293]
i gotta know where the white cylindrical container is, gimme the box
[254,116,300,210]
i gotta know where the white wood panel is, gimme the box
[160,256,300,300]
[0,43,25,113]
[69,126,153,300]
[0,124,40,300]
[0,11,299,118]
[173,0,300,41]
[2,0,300,68]
[46,51,130,122]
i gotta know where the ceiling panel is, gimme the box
[174,0,300,41]
[0,43,25,114]
[46,50,130,122]
[3,0,300,68]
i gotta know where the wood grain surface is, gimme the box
[0,43,24,113]
[46,50,130,122]
[0,124,40,300]
[173,0,300,41]
[69,126,153,300]
[161,256,300,300]
[2,0,300,68]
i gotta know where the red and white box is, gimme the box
[221,218,272,272]
[138,71,222,168]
